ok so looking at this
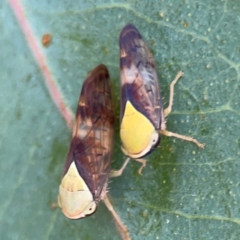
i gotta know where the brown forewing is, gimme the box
[63,64,115,201]
[119,24,163,130]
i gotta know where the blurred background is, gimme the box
[1,0,240,239]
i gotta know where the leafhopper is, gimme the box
[112,24,205,176]
[58,64,130,239]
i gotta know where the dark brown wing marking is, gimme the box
[63,64,115,201]
[119,24,163,130]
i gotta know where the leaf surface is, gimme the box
[1,0,240,239]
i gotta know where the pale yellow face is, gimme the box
[120,100,159,158]
[58,162,97,219]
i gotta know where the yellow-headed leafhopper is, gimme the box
[58,64,130,239]
[58,64,115,218]
[112,24,205,176]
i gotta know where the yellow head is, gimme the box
[120,100,160,159]
[58,161,97,219]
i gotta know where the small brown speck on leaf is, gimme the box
[42,33,52,47]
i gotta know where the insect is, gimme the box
[111,24,205,177]
[58,64,129,238]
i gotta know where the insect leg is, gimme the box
[161,129,205,148]
[103,195,131,240]
[110,158,147,177]
[110,158,131,177]
[164,71,184,117]
[134,158,147,175]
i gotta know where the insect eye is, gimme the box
[152,132,160,149]
[85,202,97,216]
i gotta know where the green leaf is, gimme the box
[1,0,240,239]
